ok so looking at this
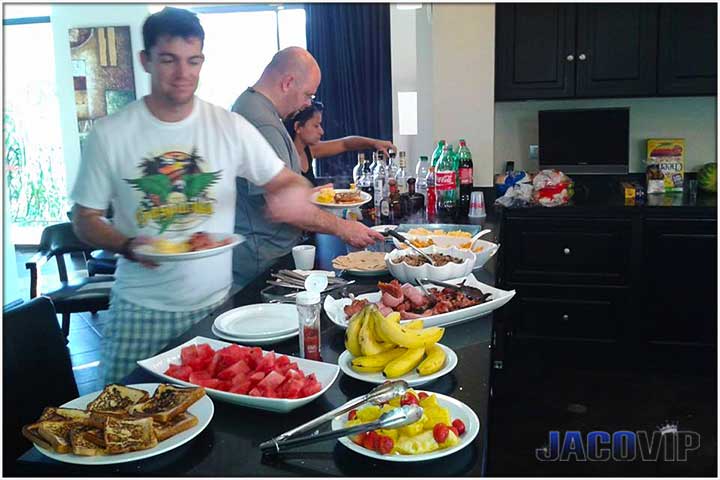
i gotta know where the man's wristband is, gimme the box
[121,237,136,261]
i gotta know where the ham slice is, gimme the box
[379,280,404,307]
[377,304,394,317]
[401,283,428,307]
[399,310,433,320]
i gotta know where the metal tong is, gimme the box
[259,380,415,455]
[383,229,436,266]
[418,278,493,302]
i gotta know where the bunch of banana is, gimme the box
[345,306,447,378]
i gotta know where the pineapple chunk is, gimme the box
[398,413,428,437]
[395,430,441,455]
[423,405,451,429]
[357,405,382,422]
[377,428,398,442]
[439,429,460,448]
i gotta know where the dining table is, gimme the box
[15,222,500,477]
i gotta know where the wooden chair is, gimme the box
[25,222,114,337]
[3,297,79,471]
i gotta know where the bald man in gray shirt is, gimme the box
[231,47,384,287]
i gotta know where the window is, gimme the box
[3,12,67,244]
[152,4,307,109]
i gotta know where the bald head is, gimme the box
[254,47,321,119]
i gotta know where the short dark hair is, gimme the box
[284,101,324,139]
[142,7,205,53]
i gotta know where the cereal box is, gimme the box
[646,139,685,194]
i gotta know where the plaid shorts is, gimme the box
[102,293,225,384]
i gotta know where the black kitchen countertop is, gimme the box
[15,224,499,477]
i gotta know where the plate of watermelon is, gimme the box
[137,336,339,413]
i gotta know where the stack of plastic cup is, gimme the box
[468,191,486,223]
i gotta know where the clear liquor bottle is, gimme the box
[395,152,408,195]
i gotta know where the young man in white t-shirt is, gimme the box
[70,8,379,383]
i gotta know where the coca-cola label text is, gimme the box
[459,167,473,185]
[436,171,456,191]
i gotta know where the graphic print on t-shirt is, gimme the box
[125,147,222,232]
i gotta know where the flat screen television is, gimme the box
[538,107,629,175]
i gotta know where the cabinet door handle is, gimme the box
[563,247,571,255]
[562,314,569,321]
[566,54,574,62]
[578,53,587,61]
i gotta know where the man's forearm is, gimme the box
[288,206,345,236]
[72,206,130,254]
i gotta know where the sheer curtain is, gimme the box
[306,3,393,179]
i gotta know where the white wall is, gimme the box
[495,96,718,174]
[51,4,151,195]
[390,4,496,186]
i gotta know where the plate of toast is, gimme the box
[311,188,372,209]
[22,383,213,465]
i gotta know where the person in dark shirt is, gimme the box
[284,101,396,185]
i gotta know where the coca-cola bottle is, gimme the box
[430,140,446,169]
[435,144,458,221]
[457,139,473,218]
[425,166,437,222]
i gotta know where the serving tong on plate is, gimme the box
[383,229,437,266]
[418,278,493,302]
[266,270,354,297]
[259,380,419,455]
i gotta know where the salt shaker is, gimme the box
[296,274,328,361]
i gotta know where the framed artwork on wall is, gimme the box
[68,26,136,153]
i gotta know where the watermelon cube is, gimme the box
[248,387,263,397]
[217,359,251,380]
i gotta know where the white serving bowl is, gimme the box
[392,234,499,269]
[385,246,476,284]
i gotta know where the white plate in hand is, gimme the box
[311,189,372,209]
[33,383,214,465]
[332,390,480,462]
[213,304,298,338]
[338,343,457,387]
[323,274,515,329]
[134,233,244,262]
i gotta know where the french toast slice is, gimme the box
[128,384,205,423]
[86,384,150,415]
[70,426,107,456]
[104,417,157,454]
[36,421,78,454]
[21,423,54,451]
[152,412,199,441]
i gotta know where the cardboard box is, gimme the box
[646,139,685,194]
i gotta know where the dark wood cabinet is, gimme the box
[658,3,718,95]
[496,3,717,100]
[495,3,576,100]
[497,203,717,358]
[643,218,717,345]
[575,4,658,97]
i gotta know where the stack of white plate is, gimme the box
[211,304,299,346]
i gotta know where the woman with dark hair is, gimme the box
[284,101,396,185]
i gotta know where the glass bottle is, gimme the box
[415,156,429,200]
[388,178,402,223]
[406,177,425,218]
[395,152,408,195]
[386,150,398,182]
[352,153,365,185]
[457,139,474,218]
[426,166,437,222]
[358,157,375,225]
[296,274,326,361]
[373,154,388,224]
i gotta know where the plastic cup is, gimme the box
[469,191,486,218]
[292,245,316,270]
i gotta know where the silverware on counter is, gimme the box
[259,380,412,455]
